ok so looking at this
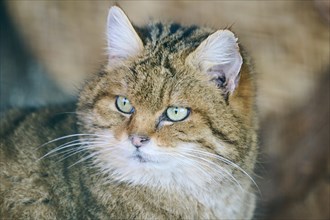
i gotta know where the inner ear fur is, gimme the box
[185,30,243,96]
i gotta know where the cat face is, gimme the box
[77,6,256,190]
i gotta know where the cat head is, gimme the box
[77,6,257,190]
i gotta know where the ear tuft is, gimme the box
[107,6,144,67]
[186,30,243,94]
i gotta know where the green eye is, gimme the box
[115,96,134,114]
[166,107,190,122]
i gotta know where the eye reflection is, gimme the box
[166,107,190,122]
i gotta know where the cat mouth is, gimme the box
[131,151,153,163]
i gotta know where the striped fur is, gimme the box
[77,6,258,219]
[0,6,258,219]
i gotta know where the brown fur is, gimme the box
[0,8,258,219]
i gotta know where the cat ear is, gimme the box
[106,6,144,67]
[186,30,243,94]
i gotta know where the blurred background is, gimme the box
[0,1,329,219]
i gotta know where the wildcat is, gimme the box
[0,6,258,219]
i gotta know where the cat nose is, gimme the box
[129,135,150,148]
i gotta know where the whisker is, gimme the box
[37,133,110,149]
[161,152,217,184]
[68,148,112,168]
[179,147,261,195]
[37,140,106,161]
[55,143,112,163]
[177,151,244,191]
[49,141,106,158]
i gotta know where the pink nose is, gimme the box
[130,135,150,148]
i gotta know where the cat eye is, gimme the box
[166,107,190,122]
[115,96,134,114]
